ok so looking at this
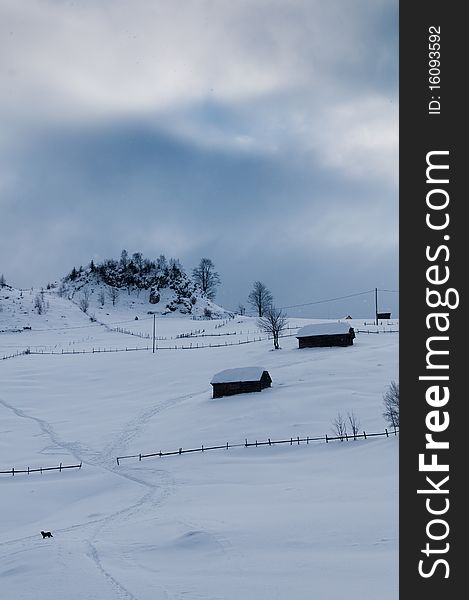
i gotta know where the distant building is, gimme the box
[376,312,391,319]
[296,322,355,348]
[210,367,272,398]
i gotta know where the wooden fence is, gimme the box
[2,349,30,360]
[0,462,82,477]
[356,329,399,334]
[3,327,398,361]
[1,430,398,475]
[115,428,399,465]
[22,336,268,356]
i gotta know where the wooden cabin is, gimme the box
[296,322,355,348]
[377,312,391,319]
[210,367,272,398]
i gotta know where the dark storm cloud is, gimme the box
[0,0,398,317]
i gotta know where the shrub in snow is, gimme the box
[331,412,348,440]
[78,289,90,313]
[149,288,160,304]
[34,294,45,315]
[108,287,119,306]
[98,289,105,306]
[383,381,399,428]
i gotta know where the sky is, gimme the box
[0,0,398,318]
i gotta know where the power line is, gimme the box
[279,290,375,311]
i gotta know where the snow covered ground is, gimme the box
[0,290,398,599]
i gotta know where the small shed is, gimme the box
[377,312,391,320]
[296,322,355,348]
[210,367,272,398]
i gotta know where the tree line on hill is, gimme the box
[4,252,286,344]
[63,251,279,322]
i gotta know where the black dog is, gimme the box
[40,531,53,539]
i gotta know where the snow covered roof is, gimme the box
[211,367,269,384]
[296,322,353,338]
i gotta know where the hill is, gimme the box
[0,253,230,335]
[0,280,398,599]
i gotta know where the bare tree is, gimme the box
[248,281,273,317]
[237,303,246,316]
[108,287,119,306]
[78,289,91,313]
[192,258,221,300]
[57,282,67,297]
[132,252,143,270]
[0,274,6,287]
[383,381,399,429]
[98,289,106,306]
[34,293,45,315]
[257,305,288,350]
[332,412,348,440]
[347,411,360,437]
[120,249,129,268]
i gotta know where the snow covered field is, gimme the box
[1,292,398,599]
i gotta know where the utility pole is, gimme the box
[152,314,156,353]
[375,287,378,326]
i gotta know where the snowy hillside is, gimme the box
[0,291,398,599]
[0,253,230,336]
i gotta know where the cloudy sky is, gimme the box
[0,0,398,317]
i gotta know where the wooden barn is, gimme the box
[296,322,355,349]
[377,312,391,320]
[210,367,272,398]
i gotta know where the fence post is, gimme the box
[59,463,62,472]
[385,428,389,437]
[116,457,120,465]
[325,434,328,443]
[297,436,300,445]
[201,445,204,452]
[268,438,271,446]
[363,431,367,439]
[179,448,182,454]
[12,467,14,476]
[245,438,248,447]
[255,440,258,447]
[139,454,142,461]
[28,466,30,474]
[290,437,293,445]
[306,436,309,444]
[226,442,229,450]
